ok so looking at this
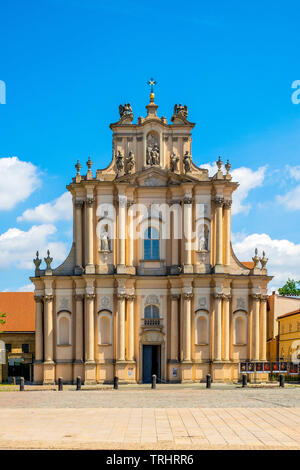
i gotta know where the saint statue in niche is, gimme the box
[170,152,179,172]
[198,224,209,251]
[100,225,110,252]
[146,132,160,166]
[115,150,124,173]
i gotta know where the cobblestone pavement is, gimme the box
[0,387,299,449]
[0,386,299,408]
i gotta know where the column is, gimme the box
[85,294,95,362]
[170,294,180,361]
[44,295,53,362]
[117,293,126,361]
[127,295,135,361]
[85,197,95,271]
[223,294,230,361]
[252,294,260,361]
[171,202,180,269]
[127,201,134,267]
[260,295,267,361]
[214,197,224,266]
[214,294,222,361]
[75,294,84,362]
[75,200,83,271]
[34,296,43,362]
[183,196,193,269]
[224,200,232,266]
[118,194,127,271]
[183,292,193,361]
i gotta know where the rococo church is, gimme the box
[31,87,272,384]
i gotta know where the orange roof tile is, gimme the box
[0,293,35,332]
[277,309,300,320]
[241,261,255,269]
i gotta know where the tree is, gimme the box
[0,313,6,333]
[278,279,300,297]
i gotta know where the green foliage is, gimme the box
[278,279,300,297]
[0,313,6,333]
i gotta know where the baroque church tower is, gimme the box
[31,86,272,384]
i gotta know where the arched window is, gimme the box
[144,227,159,260]
[234,312,247,345]
[195,311,209,345]
[57,312,71,346]
[98,312,112,345]
[144,305,159,319]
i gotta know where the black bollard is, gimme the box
[76,376,81,391]
[206,374,211,389]
[19,377,24,391]
[152,374,157,389]
[113,376,119,390]
[279,374,285,388]
[58,377,63,391]
[242,374,247,387]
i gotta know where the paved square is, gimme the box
[0,385,299,449]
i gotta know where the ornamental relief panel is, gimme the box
[234,296,248,311]
[57,296,71,311]
[98,295,112,311]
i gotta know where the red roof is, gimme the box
[0,293,35,332]
[241,261,255,269]
[277,309,300,320]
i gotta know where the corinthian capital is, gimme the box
[251,293,261,301]
[214,196,224,207]
[117,293,126,300]
[171,293,181,300]
[183,292,193,300]
[44,294,53,303]
[85,293,95,300]
[86,197,95,206]
[75,294,84,301]
[75,199,84,209]
[183,196,193,204]
[224,199,232,209]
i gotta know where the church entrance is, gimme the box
[142,345,161,383]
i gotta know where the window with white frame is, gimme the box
[144,227,160,260]
[57,312,72,346]
[144,304,159,319]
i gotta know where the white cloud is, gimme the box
[17,283,34,292]
[201,162,266,215]
[0,157,40,210]
[277,184,300,211]
[0,224,68,270]
[285,164,300,181]
[17,192,72,223]
[232,232,300,292]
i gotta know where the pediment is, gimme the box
[138,168,168,187]
[115,166,205,186]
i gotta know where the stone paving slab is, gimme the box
[0,407,300,450]
[0,389,299,449]
[0,387,299,408]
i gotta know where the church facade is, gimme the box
[31,90,272,384]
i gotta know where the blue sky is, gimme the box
[0,0,300,292]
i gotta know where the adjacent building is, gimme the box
[0,293,35,382]
[31,90,272,384]
[267,291,300,361]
